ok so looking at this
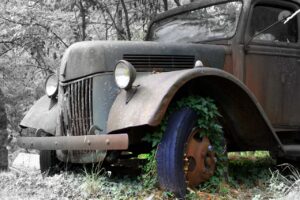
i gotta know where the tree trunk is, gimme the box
[120,0,131,40]
[78,0,87,41]
[116,8,124,40]
[162,0,168,11]
[0,88,8,170]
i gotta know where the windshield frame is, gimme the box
[146,0,243,43]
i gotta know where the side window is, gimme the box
[250,5,298,43]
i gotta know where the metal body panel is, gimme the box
[107,68,230,130]
[245,44,300,127]
[107,68,281,151]
[20,96,58,135]
[92,74,119,133]
[61,41,226,81]
[243,0,300,128]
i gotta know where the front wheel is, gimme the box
[156,107,223,198]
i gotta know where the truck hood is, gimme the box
[60,41,227,81]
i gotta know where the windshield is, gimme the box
[149,1,242,43]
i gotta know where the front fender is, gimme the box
[20,95,58,135]
[107,68,232,131]
[107,68,282,151]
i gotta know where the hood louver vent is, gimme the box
[123,54,195,71]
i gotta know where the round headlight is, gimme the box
[114,60,136,90]
[45,74,58,97]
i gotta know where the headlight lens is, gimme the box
[114,60,136,90]
[45,74,58,97]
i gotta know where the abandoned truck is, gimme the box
[17,0,300,197]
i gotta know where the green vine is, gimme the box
[141,96,228,194]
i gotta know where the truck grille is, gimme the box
[123,54,195,71]
[65,78,93,136]
[62,78,94,155]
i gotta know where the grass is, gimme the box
[265,163,300,199]
[79,151,278,199]
[24,152,300,200]
[82,165,104,197]
[228,151,274,188]
[185,151,275,199]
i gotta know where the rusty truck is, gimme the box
[17,0,300,197]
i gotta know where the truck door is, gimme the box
[244,2,300,129]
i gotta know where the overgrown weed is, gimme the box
[81,162,149,199]
[81,163,107,197]
[140,97,278,199]
[228,152,274,188]
[141,96,226,194]
[266,163,300,199]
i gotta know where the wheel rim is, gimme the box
[184,129,216,187]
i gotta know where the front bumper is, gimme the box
[17,134,128,151]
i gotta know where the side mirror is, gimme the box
[278,10,291,22]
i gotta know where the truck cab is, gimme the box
[18,0,300,197]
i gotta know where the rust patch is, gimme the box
[184,129,216,187]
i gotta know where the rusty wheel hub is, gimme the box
[184,129,216,187]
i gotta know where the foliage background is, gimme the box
[0,0,193,134]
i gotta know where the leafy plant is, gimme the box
[140,120,167,189]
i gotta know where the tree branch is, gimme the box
[0,15,69,48]
[174,0,181,7]
[120,0,131,40]
[99,1,126,40]
[78,0,87,41]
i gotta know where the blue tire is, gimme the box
[157,108,198,198]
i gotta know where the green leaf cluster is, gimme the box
[176,96,227,194]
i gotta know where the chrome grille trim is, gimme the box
[123,54,195,71]
[62,78,94,155]
[65,78,93,137]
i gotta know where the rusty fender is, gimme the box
[17,134,128,150]
[20,95,58,135]
[107,67,283,151]
[107,68,249,130]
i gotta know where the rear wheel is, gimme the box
[156,108,220,198]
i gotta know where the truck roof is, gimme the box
[152,0,300,23]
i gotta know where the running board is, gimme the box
[282,145,300,157]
